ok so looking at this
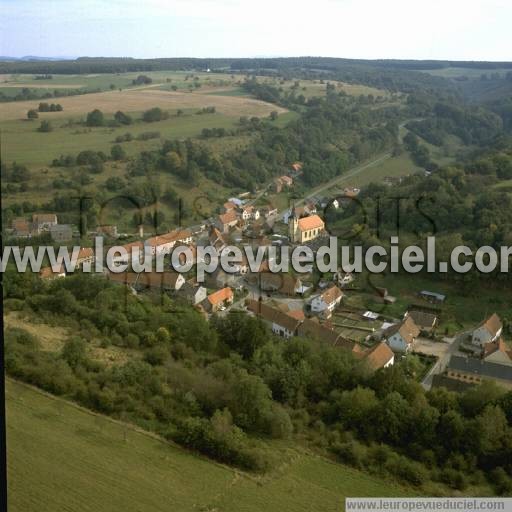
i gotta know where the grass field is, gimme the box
[6,378,413,512]
[0,87,288,122]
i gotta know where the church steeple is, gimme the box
[289,204,299,243]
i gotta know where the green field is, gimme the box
[0,112,243,166]
[6,378,412,512]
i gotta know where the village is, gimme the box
[8,164,512,393]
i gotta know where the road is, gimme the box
[420,334,462,390]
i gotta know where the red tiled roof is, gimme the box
[208,287,234,306]
[297,214,324,232]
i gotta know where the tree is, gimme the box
[110,144,126,161]
[270,111,279,121]
[61,337,87,368]
[142,107,168,122]
[114,110,132,125]
[38,120,53,132]
[86,109,105,127]
[27,109,39,120]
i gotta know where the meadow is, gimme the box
[6,378,412,512]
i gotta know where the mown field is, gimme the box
[6,378,412,512]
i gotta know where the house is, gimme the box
[297,318,354,350]
[223,201,237,212]
[180,281,208,305]
[208,227,227,253]
[97,225,118,238]
[145,229,193,256]
[261,205,278,219]
[241,205,260,221]
[482,338,512,367]
[311,286,343,318]
[405,310,438,334]
[290,162,303,174]
[471,314,503,348]
[216,210,239,233]
[50,224,73,243]
[273,175,293,193]
[419,290,446,304]
[39,263,66,280]
[208,269,241,290]
[114,240,144,265]
[247,299,301,338]
[443,355,512,390]
[75,247,95,269]
[260,272,303,296]
[12,217,32,237]
[107,271,184,292]
[206,287,234,313]
[363,342,395,370]
[173,243,197,269]
[32,213,57,232]
[289,213,325,243]
[335,271,354,288]
[384,316,420,353]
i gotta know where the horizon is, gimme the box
[1,0,511,62]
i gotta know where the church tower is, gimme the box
[289,207,299,243]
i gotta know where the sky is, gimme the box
[0,0,511,61]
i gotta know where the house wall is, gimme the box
[472,326,500,347]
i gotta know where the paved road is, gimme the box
[420,334,463,390]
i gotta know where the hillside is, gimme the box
[6,378,411,512]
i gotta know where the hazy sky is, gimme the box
[1,0,511,61]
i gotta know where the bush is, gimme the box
[38,120,53,132]
[27,109,39,119]
[142,107,168,123]
[86,109,105,127]
[110,144,126,161]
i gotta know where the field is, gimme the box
[417,67,511,79]
[6,378,412,512]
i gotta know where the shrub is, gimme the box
[86,109,105,127]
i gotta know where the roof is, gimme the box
[12,218,31,233]
[218,210,238,225]
[32,213,57,224]
[319,286,343,305]
[77,247,94,260]
[297,214,324,232]
[448,355,512,382]
[260,272,300,294]
[107,271,182,289]
[208,287,234,306]
[39,264,65,279]
[478,313,503,337]
[420,290,446,301]
[224,201,237,211]
[385,316,420,345]
[483,338,512,361]
[364,342,395,370]
[247,299,301,333]
[297,318,354,350]
[146,229,192,247]
[287,309,305,321]
[407,310,437,329]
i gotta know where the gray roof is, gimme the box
[448,355,512,382]
[420,290,446,301]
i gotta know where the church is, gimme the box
[289,211,325,243]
